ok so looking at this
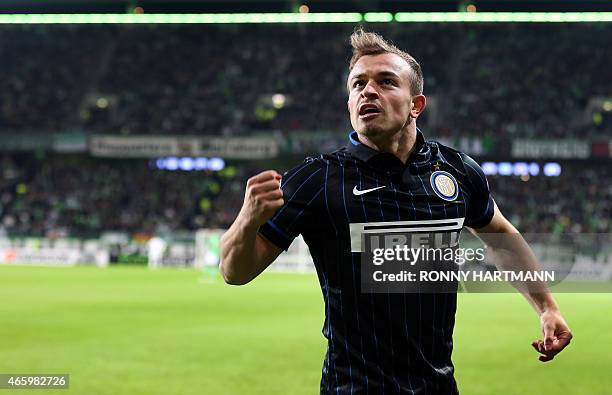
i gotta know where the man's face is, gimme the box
[347,53,416,140]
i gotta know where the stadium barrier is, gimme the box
[0,237,109,267]
[3,232,609,285]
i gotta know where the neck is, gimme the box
[359,125,417,163]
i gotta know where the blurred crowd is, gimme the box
[489,165,610,234]
[0,154,609,236]
[0,154,245,237]
[0,23,609,238]
[0,23,609,138]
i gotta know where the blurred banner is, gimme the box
[53,132,89,153]
[590,140,612,158]
[1,131,610,159]
[89,135,279,159]
[283,131,491,156]
[512,139,590,158]
[197,137,278,159]
[0,237,109,267]
[0,133,53,151]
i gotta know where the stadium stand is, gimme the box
[0,153,243,236]
[0,23,609,137]
[0,23,609,237]
[0,153,609,235]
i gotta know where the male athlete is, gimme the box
[220,28,572,394]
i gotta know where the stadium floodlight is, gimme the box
[208,158,225,171]
[165,157,179,170]
[179,157,194,171]
[0,12,610,24]
[395,12,612,23]
[194,158,209,171]
[153,157,226,171]
[363,13,394,23]
[513,162,529,176]
[528,163,540,176]
[498,162,513,176]
[543,162,562,177]
[481,162,498,176]
[0,13,363,24]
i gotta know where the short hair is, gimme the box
[348,27,424,95]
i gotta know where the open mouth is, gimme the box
[358,104,382,119]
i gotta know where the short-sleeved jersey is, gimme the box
[259,130,494,395]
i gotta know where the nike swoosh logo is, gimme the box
[353,186,386,196]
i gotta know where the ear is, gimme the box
[409,95,427,119]
[347,99,351,114]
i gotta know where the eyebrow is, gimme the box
[350,71,401,80]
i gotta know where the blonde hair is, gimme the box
[349,27,424,95]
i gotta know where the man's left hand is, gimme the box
[531,309,573,362]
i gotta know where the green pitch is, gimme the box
[0,265,610,395]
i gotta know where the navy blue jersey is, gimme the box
[259,130,494,395]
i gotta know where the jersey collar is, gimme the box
[346,128,428,165]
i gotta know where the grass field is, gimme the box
[1,265,611,395]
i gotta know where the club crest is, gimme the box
[430,171,459,201]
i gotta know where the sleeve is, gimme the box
[461,153,495,228]
[258,158,325,251]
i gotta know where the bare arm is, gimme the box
[469,202,573,362]
[219,170,284,285]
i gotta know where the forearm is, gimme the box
[219,214,263,285]
[527,291,559,315]
[219,170,284,285]
[486,233,558,314]
[473,197,572,360]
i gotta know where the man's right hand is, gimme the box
[239,170,284,227]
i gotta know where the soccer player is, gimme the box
[220,28,572,394]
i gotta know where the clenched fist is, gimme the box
[239,170,284,227]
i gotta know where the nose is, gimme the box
[360,81,379,99]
